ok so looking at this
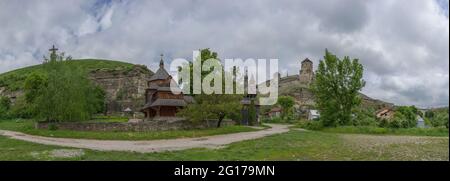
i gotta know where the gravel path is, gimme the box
[0,124,290,153]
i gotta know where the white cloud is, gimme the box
[0,0,448,107]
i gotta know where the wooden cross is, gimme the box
[49,45,58,54]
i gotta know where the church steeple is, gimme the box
[159,54,164,68]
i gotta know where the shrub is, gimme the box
[48,123,58,131]
[396,106,417,128]
[380,110,417,129]
[425,110,434,118]
[429,110,449,128]
[0,96,11,118]
[351,108,378,126]
[8,96,34,119]
[276,96,295,119]
[388,116,404,128]
[296,120,324,130]
[304,121,324,130]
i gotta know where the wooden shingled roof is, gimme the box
[142,99,187,109]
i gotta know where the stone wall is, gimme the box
[35,119,235,132]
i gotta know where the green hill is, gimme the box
[0,59,134,91]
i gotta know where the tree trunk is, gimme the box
[217,112,225,128]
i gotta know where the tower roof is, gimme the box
[302,58,312,63]
[149,54,171,81]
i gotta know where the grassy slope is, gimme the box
[0,59,134,91]
[0,129,447,161]
[0,119,259,140]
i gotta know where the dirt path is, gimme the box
[0,124,290,153]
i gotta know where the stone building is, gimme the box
[140,55,193,120]
[298,58,314,85]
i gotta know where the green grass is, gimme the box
[87,115,129,123]
[0,59,135,91]
[0,129,448,161]
[319,126,449,137]
[0,119,259,140]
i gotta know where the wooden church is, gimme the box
[140,55,193,120]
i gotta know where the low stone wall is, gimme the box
[35,119,235,132]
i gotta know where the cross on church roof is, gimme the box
[159,53,164,68]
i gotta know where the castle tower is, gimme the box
[299,58,314,85]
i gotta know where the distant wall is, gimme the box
[35,119,235,132]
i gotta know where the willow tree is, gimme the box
[311,49,365,126]
[28,48,105,122]
[177,49,242,127]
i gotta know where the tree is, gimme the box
[23,72,48,117]
[425,110,435,118]
[277,96,295,120]
[429,108,449,128]
[0,96,11,118]
[29,49,105,122]
[311,49,365,126]
[179,48,219,95]
[178,93,241,127]
[396,106,417,128]
[177,49,242,127]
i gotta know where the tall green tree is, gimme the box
[277,96,295,119]
[177,49,242,127]
[29,49,105,122]
[311,49,365,126]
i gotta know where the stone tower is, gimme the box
[298,58,314,85]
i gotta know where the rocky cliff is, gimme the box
[274,75,394,110]
[0,60,154,115]
[89,65,153,114]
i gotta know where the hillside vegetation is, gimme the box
[0,59,134,91]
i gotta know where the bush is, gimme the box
[429,110,449,128]
[351,108,378,126]
[380,110,417,129]
[277,96,295,119]
[296,120,324,130]
[388,116,404,128]
[48,123,58,131]
[263,117,283,123]
[8,96,34,119]
[0,96,11,118]
[425,110,434,118]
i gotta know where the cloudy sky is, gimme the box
[0,0,448,108]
